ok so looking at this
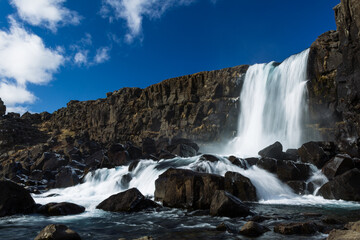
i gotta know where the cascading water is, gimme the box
[228,49,310,156]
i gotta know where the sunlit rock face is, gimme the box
[307,0,360,156]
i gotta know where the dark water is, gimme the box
[1,203,360,240]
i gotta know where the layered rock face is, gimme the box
[307,0,360,155]
[48,66,248,145]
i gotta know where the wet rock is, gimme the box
[227,156,246,168]
[142,138,157,155]
[298,142,329,168]
[286,181,307,195]
[104,143,130,167]
[258,141,284,159]
[245,157,259,166]
[321,217,342,225]
[199,154,220,163]
[96,188,158,213]
[154,168,224,210]
[239,221,270,237]
[37,202,85,216]
[127,144,142,160]
[54,167,80,189]
[157,150,176,160]
[128,160,140,172]
[322,154,354,180]
[224,171,257,201]
[84,150,105,168]
[274,222,320,235]
[171,144,197,158]
[276,160,310,181]
[31,152,67,172]
[327,229,360,240]
[318,169,360,201]
[0,180,35,217]
[257,157,277,173]
[216,222,238,233]
[34,224,81,240]
[249,215,272,223]
[170,138,199,152]
[210,190,250,218]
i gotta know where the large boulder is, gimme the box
[239,221,270,237]
[34,224,81,240]
[209,190,251,218]
[318,168,360,201]
[54,167,80,188]
[298,142,330,168]
[0,180,35,217]
[154,168,224,210]
[258,142,284,159]
[37,202,85,216]
[96,188,158,212]
[276,160,311,182]
[224,171,257,201]
[322,154,354,180]
[102,143,130,167]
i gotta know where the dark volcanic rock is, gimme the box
[258,141,284,159]
[0,98,5,116]
[209,190,250,218]
[322,154,354,180]
[298,142,329,168]
[224,171,257,201]
[154,168,224,210]
[96,188,158,213]
[199,154,220,163]
[35,224,81,240]
[37,202,85,216]
[54,167,80,189]
[274,222,320,235]
[239,221,270,237]
[318,168,360,201]
[0,180,35,217]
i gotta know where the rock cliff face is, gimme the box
[307,0,360,156]
[48,66,248,145]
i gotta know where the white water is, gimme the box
[227,49,310,156]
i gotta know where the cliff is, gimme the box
[307,0,360,156]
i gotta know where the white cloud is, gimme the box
[74,50,89,66]
[94,47,110,64]
[0,18,64,113]
[101,0,196,43]
[10,0,81,31]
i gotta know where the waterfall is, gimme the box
[229,49,309,156]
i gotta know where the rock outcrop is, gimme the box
[35,224,81,240]
[307,0,360,156]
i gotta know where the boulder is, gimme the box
[0,180,35,217]
[258,142,284,159]
[227,156,246,168]
[96,188,158,212]
[199,154,220,163]
[318,169,360,201]
[256,157,277,173]
[298,142,329,169]
[170,138,199,152]
[34,224,81,240]
[274,222,320,235]
[154,168,224,210]
[239,221,270,237]
[224,171,257,201]
[209,190,251,218]
[276,160,310,181]
[327,229,360,240]
[37,202,85,216]
[142,138,157,155]
[286,181,307,195]
[171,144,197,158]
[128,160,140,172]
[322,154,354,180]
[104,143,130,167]
[31,152,67,172]
[54,167,80,189]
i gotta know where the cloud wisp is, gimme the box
[0,18,64,113]
[101,0,196,43]
[10,0,81,32]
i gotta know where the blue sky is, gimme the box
[0,0,339,113]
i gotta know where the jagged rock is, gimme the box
[102,143,130,167]
[257,157,277,173]
[345,221,360,232]
[274,222,321,235]
[322,154,354,180]
[37,202,85,216]
[209,190,250,218]
[170,144,197,158]
[286,181,307,195]
[239,221,270,237]
[34,224,81,240]
[128,160,140,172]
[127,144,142,160]
[0,98,5,116]
[96,188,158,212]
[224,171,257,201]
[245,157,259,166]
[318,168,360,201]
[0,180,35,217]
[227,156,246,168]
[154,168,224,210]
[298,142,329,168]
[276,160,310,181]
